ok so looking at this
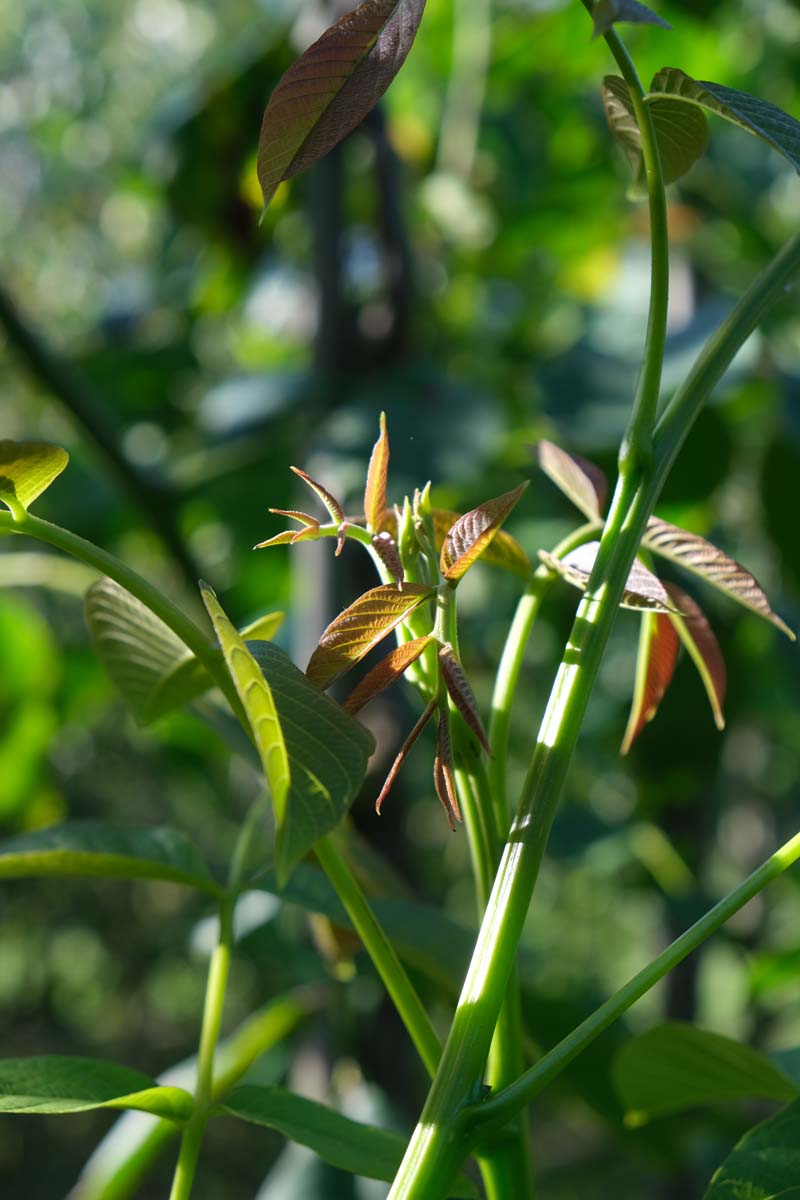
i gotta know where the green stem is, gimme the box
[314,832,442,1079]
[466,830,800,1136]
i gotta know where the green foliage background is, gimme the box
[1,0,799,1195]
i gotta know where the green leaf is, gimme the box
[614,1023,798,1126]
[257,0,427,211]
[602,74,709,186]
[648,67,800,175]
[306,583,434,689]
[592,0,671,39]
[534,440,607,520]
[704,1100,800,1199]
[223,1084,476,1195]
[0,440,69,516]
[663,581,726,732]
[0,1057,193,1121]
[250,641,374,883]
[0,821,221,895]
[539,542,676,612]
[620,610,679,754]
[440,483,528,582]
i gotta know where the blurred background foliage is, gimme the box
[1,0,799,1195]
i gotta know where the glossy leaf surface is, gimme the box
[0,1057,193,1121]
[0,440,69,514]
[539,542,674,612]
[704,1100,800,1199]
[664,582,726,731]
[602,74,709,185]
[592,0,671,38]
[364,411,389,532]
[343,636,433,714]
[534,439,607,520]
[440,482,528,582]
[620,611,679,754]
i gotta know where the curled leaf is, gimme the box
[539,542,676,612]
[644,517,795,639]
[307,583,434,689]
[433,711,460,830]
[592,0,671,39]
[602,75,709,186]
[439,645,490,754]
[343,636,433,714]
[290,466,345,524]
[664,582,726,732]
[364,412,390,533]
[620,611,679,754]
[371,531,405,584]
[375,700,436,813]
[534,440,608,520]
[440,483,529,583]
[0,440,69,516]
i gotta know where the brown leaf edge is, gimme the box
[343,636,433,714]
[620,610,680,754]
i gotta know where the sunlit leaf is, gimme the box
[290,466,345,523]
[620,611,679,754]
[649,68,800,174]
[223,1084,476,1195]
[364,411,390,533]
[592,0,671,39]
[306,583,434,689]
[343,636,433,714]
[268,508,319,527]
[0,440,69,516]
[533,440,608,521]
[644,517,795,639]
[539,542,675,612]
[371,530,405,583]
[376,508,530,578]
[433,709,460,829]
[0,821,221,895]
[440,483,528,582]
[614,1023,797,1126]
[375,699,436,813]
[664,582,726,732]
[257,0,427,211]
[704,1100,800,1199]
[439,645,490,754]
[0,1057,193,1121]
[602,74,709,185]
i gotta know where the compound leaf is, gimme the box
[0,1057,193,1121]
[0,440,69,516]
[440,483,528,582]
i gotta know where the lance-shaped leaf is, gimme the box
[371,531,405,584]
[306,583,434,689]
[223,1084,476,1195]
[440,483,528,583]
[258,0,427,210]
[602,74,709,186]
[343,636,433,714]
[648,67,800,175]
[364,411,389,533]
[290,466,345,523]
[0,440,69,516]
[0,821,221,895]
[433,709,460,829]
[644,517,795,639]
[620,611,679,754]
[439,645,490,754]
[704,1099,800,1199]
[0,1057,193,1121]
[534,440,608,521]
[592,0,671,39]
[664,581,726,732]
[375,699,436,813]
[539,542,676,612]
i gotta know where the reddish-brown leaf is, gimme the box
[433,712,461,830]
[371,531,405,584]
[364,412,390,533]
[664,581,726,731]
[269,508,319,526]
[620,611,680,754]
[343,636,433,714]
[258,0,427,210]
[439,645,490,754]
[539,542,676,613]
[534,440,608,521]
[375,699,436,813]
[440,483,529,582]
[306,583,434,689]
[290,466,345,523]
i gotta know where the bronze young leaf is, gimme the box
[433,709,461,830]
[290,466,345,524]
[663,581,726,731]
[539,542,676,612]
[375,699,436,814]
[439,645,490,754]
[533,440,608,521]
[343,636,434,714]
[364,412,390,533]
[440,483,529,583]
[620,611,680,754]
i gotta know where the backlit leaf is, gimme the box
[539,542,675,612]
[704,1100,800,1199]
[377,509,530,578]
[602,74,709,186]
[439,645,490,754]
[258,0,427,210]
[664,582,726,731]
[433,709,460,828]
[0,440,69,515]
[592,0,671,39]
[371,531,405,583]
[534,440,608,520]
[0,821,220,895]
[620,611,679,754]
[644,517,795,639]
[364,412,390,532]
[375,699,436,813]
[306,583,434,689]
[440,483,528,582]
[290,466,345,523]
[343,636,433,714]
[649,68,800,175]
[0,1057,193,1121]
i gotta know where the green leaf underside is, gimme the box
[539,542,675,612]
[0,1057,193,1121]
[0,821,220,894]
[224,1085,476,1196]
[649,68,800,175]
[602,75,709,186]
[704,1100,800,1199]
[257,0,427,209]
[440,483,529,582]
[614,1023,798,1126]
[0,440,69,514]
[343,635,433,713]
[621,610,679,754]
[364,412,389,533]
[306,583,434,689]
[534,440,608,520]
[644,517,795,639]
[664,581,726,730]
[592,0,671,39]
[250,641,374,883]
